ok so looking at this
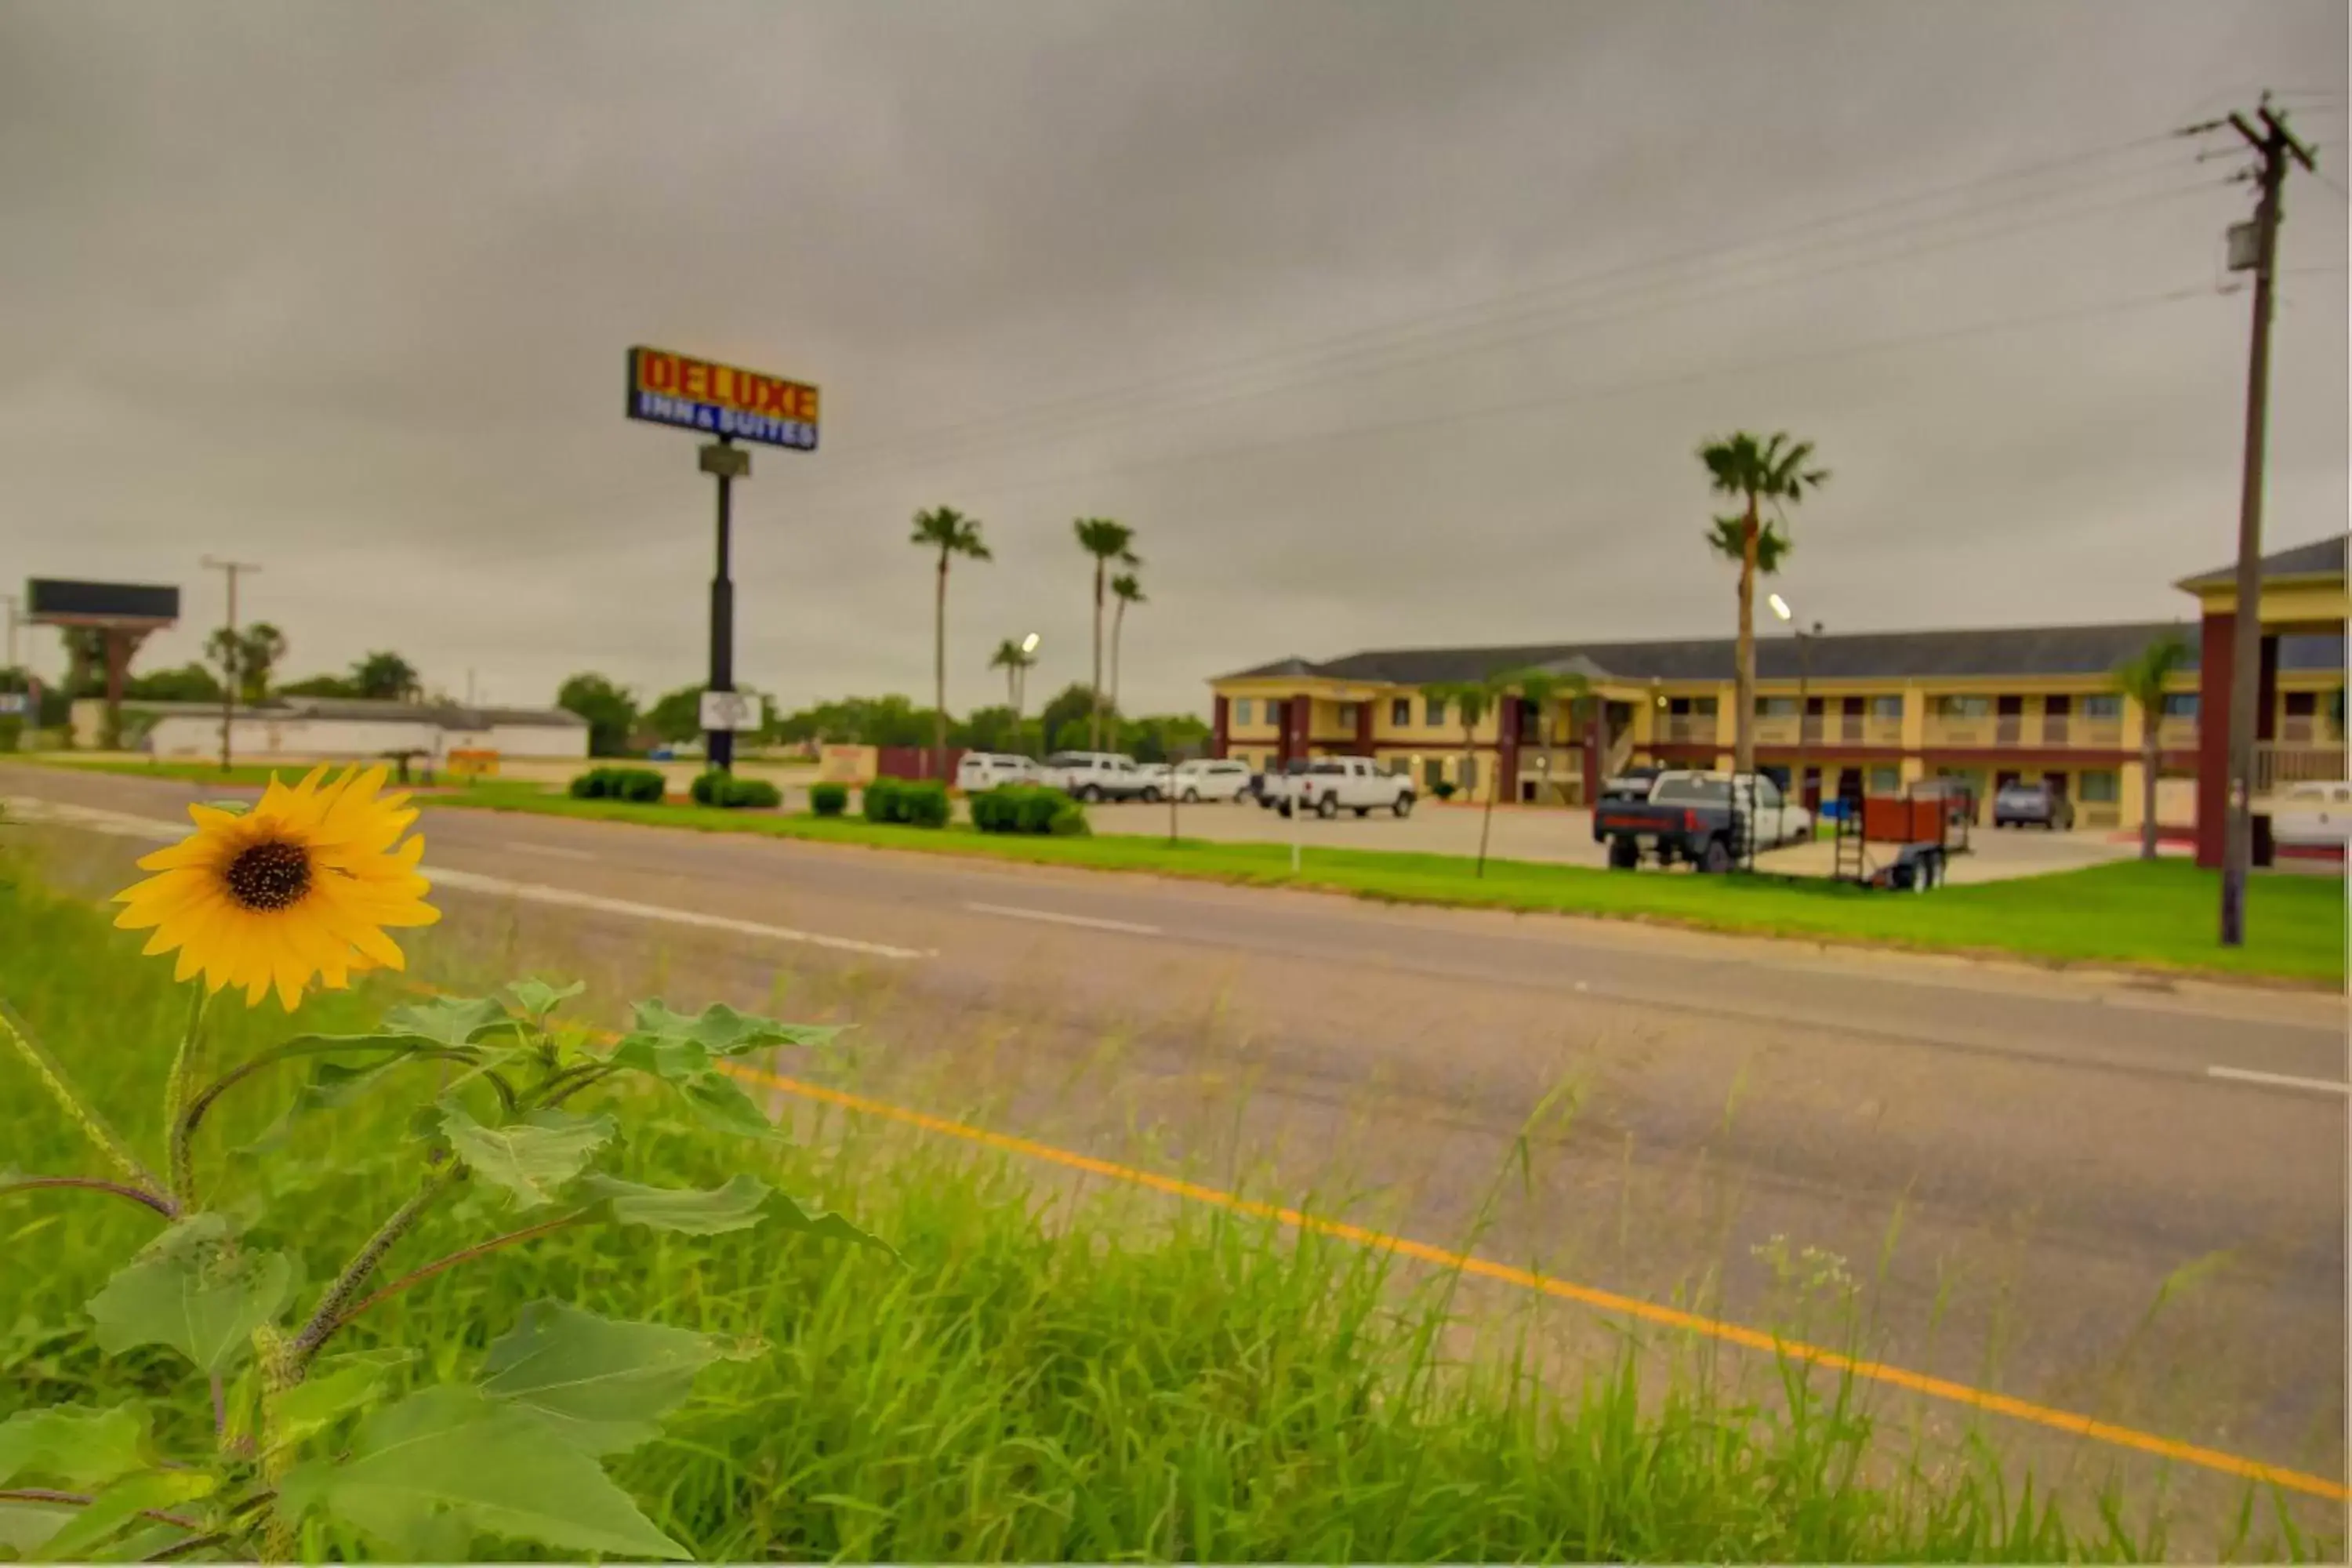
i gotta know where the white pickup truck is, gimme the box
[1273,756,1416,818]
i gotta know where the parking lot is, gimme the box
[1084,797,2142,882]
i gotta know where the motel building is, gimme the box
[1209,534,2347,848]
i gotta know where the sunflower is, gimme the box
[114,764,441,1011]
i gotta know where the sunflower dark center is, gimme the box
[224,840,311,912]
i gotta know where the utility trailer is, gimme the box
[1828,777,1973,891]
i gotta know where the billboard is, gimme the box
[626,347,819,451]
[24,579,180,626]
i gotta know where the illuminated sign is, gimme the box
[626,347,819,451]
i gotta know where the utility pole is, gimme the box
[3,594,19,673]
[200,557,260,773]
[2189,95,2317,947]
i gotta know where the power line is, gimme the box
[811,129,2194,476]
[792,176,2230,495]
[725,281,2227,543]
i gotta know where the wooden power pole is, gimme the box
[201,556,260,773]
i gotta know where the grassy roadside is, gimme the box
[1,858,2303,1562]
[14,758,2340,985]
[428,782,2347,986]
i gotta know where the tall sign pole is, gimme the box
[624,347,820,776]
[2190,96,2317,947]
[201,556,260,773]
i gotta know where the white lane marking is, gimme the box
[964,901,1163,937]
[6,797,927,963]
[504,841,597,862]
[2206,1065,2352,1096]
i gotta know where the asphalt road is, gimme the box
[7,764,2347,1525]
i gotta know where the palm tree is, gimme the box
[2114,633,2191,861]
[989,637,1038,753]
[1073,518,1137,750]
[1699,432,1828,779]
[1109,570,1146,723]
[1476,667,1589,877]
[911,506,992,779]
[1421,679,1492,808]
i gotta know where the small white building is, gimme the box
[116,695,589,764]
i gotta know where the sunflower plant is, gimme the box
[0,766,885,1563]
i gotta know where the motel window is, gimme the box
[1755,696,1798,718]
[1867,766,1901,794]
[1937,695,1991,719]
[1390,756,1413,776]
[1391,698,1411,727]
[1425,696,1448,728]
[2082,695,2122,720]
[2162,693,2199,720]
[1266,700,1286,731]
[1232,698,1253,726]
[2078,770,2120,804]
[1461,757,1479,792]
[1868,695,1904,720]
[1337,702,1359,728]
[1424,757,1446,789]
[2285,691,2318,717]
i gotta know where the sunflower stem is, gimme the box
[162,985,209,1209]
[289,1166,462,1370]
[0,1174,176,1218]
[0,1000,169,1200]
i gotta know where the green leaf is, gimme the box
[477,1301,733,1456]
[267,1347,418,1455]
[382,994,521,1050]
[506,978,585,1018]
[277,1384,688,1560]
[679,1069,789,1142]
[438,1105,615,1209]
[624,999,840,1061]
[768,1189,898,1259]
[580,1172,774,1235]
[31,1470,212,1563]
[0,1503,76,1555]
[85,1214,296,1374]
[0,1404,147,1488]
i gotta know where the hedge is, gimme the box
[568,766,667,803]
[971,784,1089,837]
[809,782,849,817]
[861,777,950,829]
[689,770,782,810]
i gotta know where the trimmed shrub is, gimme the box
[1432,780,1457,801]
[972,784,1089,837]
[568,766,666,802]
[859,777,949,828]
[689,770,780,810]
[810,782,849,817]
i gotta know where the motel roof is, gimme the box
[2177,532,2347,591]
[1218,620,2347,688]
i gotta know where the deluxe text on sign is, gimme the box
[627,347,820,450]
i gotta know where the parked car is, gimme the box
[1250,758,1314,808]
[1592,770,1813,872]
[1599,765,1664,803]
[1991,780,2074,831]
[1169,757,1253,803]
[1275,756,1416,818]
[2272,780,2352,848]
[1042,751,1156,802]
[955,753,1041,792]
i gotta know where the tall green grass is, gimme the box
[0,857,2323,1562]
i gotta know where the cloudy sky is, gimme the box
[2,2,2344,719]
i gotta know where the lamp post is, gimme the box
[1014,631,1040,756]
[1769,594,1823,812]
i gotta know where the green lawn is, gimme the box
[2,858,2263,1562]
[428,783,2347,986]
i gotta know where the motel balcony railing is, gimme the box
[2256,741,2349,796]
[1656,717,1719,745]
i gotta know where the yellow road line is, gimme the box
[718,1058,2351,1504]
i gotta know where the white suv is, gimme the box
[1279,757,1417,818]
[1044,751,1156,802]
[955,753,1041,792]
[1170,757,1252,803]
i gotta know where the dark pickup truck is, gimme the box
[1593,771,1807,873]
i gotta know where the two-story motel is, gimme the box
[1210,535,2347,857]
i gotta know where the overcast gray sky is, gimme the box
[2,1,2344,718]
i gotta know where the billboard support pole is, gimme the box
[702,437,746,774]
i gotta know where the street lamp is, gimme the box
[1770,596,1824,810]
[1014,632,1040,755]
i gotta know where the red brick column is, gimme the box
[1580,700,1606,807]
[1287,694,1311,760]
[1211,695,1229,760]
[1355,699,1373,755]
[2196,611,2232,869]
